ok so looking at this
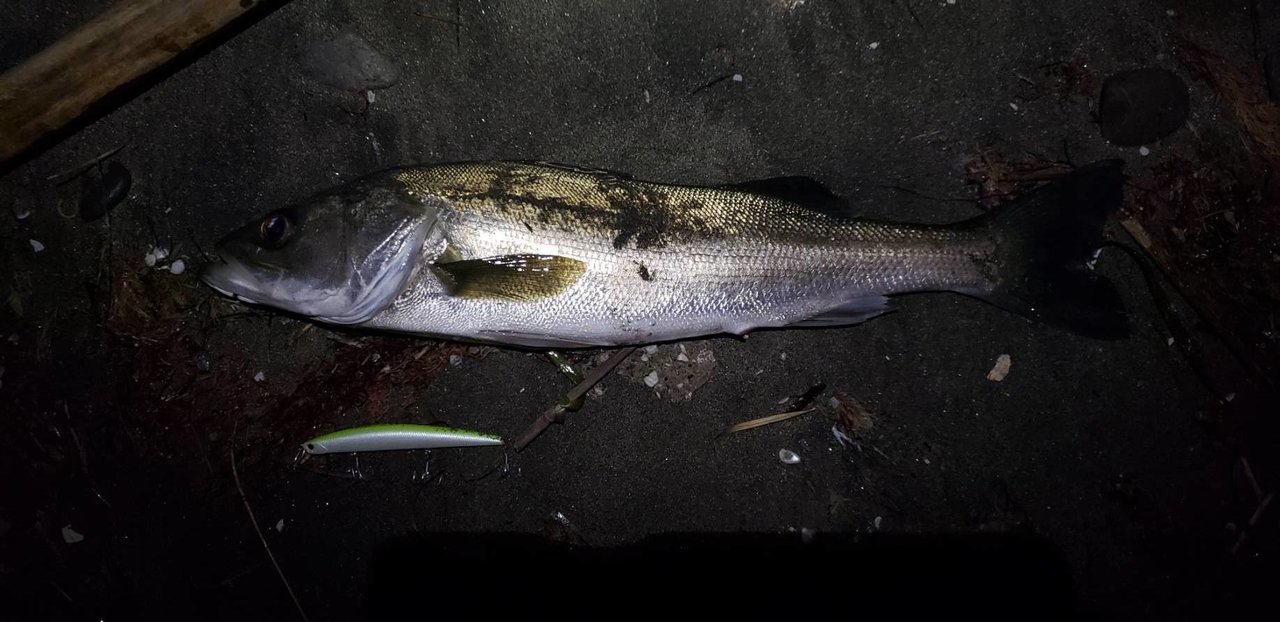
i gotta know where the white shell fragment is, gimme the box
[253,371,266,383]
[778,449,801,464]
[29,239,45,253]
[987,354,1012,382]
[643,371,660,387]
[168,259,186,275]
[61,525,84,544]
[276,519,285,532]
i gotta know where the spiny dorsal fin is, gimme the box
[433,254,586,301]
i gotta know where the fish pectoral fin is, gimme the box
[433,254,586,301]
[793,295,893,327]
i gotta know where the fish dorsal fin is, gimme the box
[433,254,586,301]
[724,177,852,217]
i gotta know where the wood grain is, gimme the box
[0,0,269,163]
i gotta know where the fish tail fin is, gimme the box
[965,159,1129,339]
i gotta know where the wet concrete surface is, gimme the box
[1,1,1273,620]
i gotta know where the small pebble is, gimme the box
[152,247,169,262]
[1139,146,1151,156]
[365,90,376,104]
[1009,102,1019,111]
[644,345,659,355]
[987,354,1012,382]
[778,449,801,465]
[676,352,689,362]
[644,89,651,103]
[29,239,44,253]
[254,371,266,383]
[61,525,84,544]
[276,519,285,532]
[144,251,157,267]
[873,516,883,529]
[168,259,185,275]
[868,41,880,50]
[732,73,743,82]
[448,354,463,366]
[643,371,660,387]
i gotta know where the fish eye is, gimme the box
[259,214,291,247]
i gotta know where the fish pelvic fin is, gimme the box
[963,159,1130,339]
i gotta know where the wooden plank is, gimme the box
[0,0,274,163]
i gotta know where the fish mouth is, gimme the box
[200,255,263,305]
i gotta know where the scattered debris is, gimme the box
[831,391,876,438]
[778,449,801,465]
[621,341,717,401]
[963,143,1072,208]
[299,31,401,92]
[60,525,84,544]
[29,239,44,253]
[987,354,1012,382]
[725,408,816,435]
[78,160,132,221]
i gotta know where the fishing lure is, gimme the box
[301,424,503,454]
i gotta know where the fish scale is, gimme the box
[361,162,992,346]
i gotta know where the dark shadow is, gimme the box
[366,531,1076,620]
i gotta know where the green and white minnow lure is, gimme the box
[301,424,503,454]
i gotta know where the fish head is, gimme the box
[201,177,437,324]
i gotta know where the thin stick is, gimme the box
[513,346,636,451]
[231,423,308,621]
[724,408,816,435]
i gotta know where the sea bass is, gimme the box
[201,161,1127,347]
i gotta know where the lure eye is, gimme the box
[259,214,290,247]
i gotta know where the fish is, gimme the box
[201,160,1128,348]
[301,424,503,454]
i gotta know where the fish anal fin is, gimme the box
[793,295,892,327]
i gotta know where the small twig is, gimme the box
[231,422,308,622]
[45,143,128,185]
[724,408,815,435]
[414,11,461,27]
[513,346,636,451]
[689,73,736,96]
[63,403,88,474]
[1241,456,1264,503]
